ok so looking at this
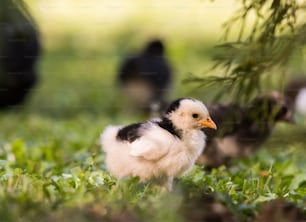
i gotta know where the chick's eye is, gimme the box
[192,113,198,118]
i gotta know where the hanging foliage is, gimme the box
[186,0,306,103]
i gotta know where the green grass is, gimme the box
[0,1,305,221]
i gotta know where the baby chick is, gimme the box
[101,98,217,190]
[198,92,294,169]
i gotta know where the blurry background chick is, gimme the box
[117,39,172,115]
[0,0,41,109]
[101,98,216,190]
[285,76,306,118]
[253,198,306,222]
[181,193,236,222]
[198,92,294,169]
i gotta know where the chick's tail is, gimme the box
[100,125,121,153]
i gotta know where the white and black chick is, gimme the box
[101,98,217,190]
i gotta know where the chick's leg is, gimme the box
[162,176,174,191]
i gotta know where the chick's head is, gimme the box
[165,98,217,131]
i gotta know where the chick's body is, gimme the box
[101,98,216,189]
[102,122,204,181]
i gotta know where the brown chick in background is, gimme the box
[198,92,294,169]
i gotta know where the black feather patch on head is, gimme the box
[116,123,143,143]
[164,98,182,114]
[164,98,197,115]
[164,98,184,115]
[156,118,182,139]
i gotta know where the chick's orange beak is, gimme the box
[198,116,217,129]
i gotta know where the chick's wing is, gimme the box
[129,124,172,161]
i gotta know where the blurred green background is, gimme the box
[0,1,305,221]
[22,0,239,118]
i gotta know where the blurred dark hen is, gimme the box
[0,0,41,109]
